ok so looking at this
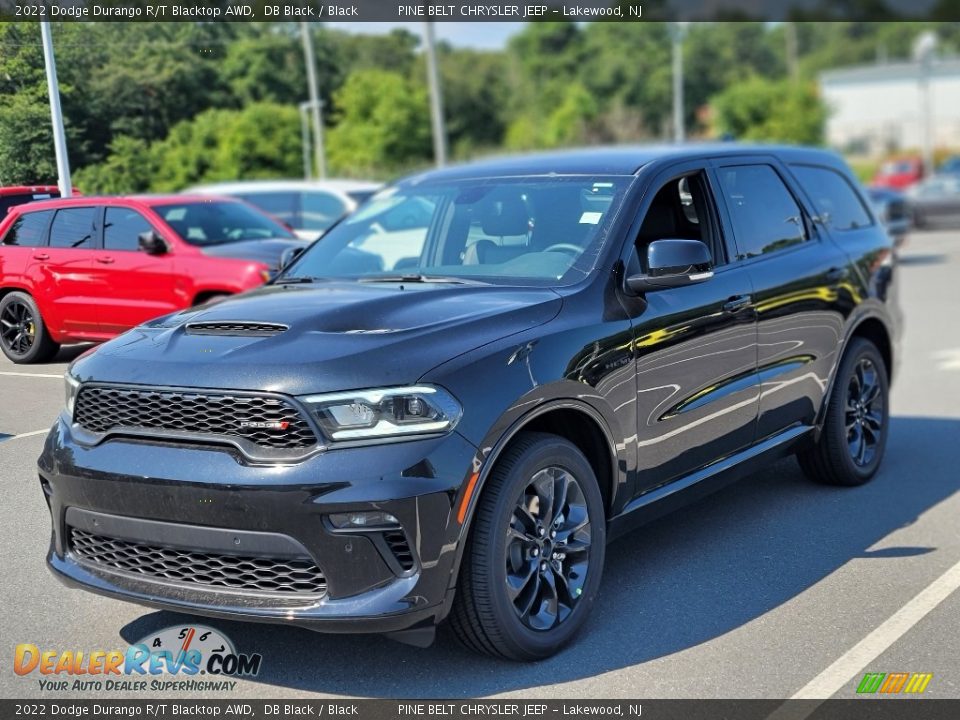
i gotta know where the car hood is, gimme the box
[73,282,563,395]
[199,238,309,269]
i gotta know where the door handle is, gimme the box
[33,253,49,261]
[826,266,848,283]
[96,257,115,265]
[722,295,752,313]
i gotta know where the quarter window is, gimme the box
[49,207,97,249]
[791,165,872,231]
[1,210,52,247]
[716,164,807,259]
[104,208,153,251]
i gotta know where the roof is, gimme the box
[401,143,848,184]
[0,185,60,196]
[187,179,383,195]
[7,194,240,213]
[821,58,960,86]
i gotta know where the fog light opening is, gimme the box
[327,511,400,529]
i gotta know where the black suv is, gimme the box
[40,145,900,660]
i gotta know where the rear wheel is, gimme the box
[0,292,59,364]
[798,338,889,486]
[450,432,606,660]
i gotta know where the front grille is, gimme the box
[73,385,318,451]
[185,322,288,337]
[384,529,415,571]
[69,527,327,596]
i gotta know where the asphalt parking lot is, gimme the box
[2,229,959,700]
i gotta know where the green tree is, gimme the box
[72,137,156,195]
[711,76,827,145]
[0,92,57,185]
[326,70,431,177]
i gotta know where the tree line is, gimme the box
[1,21,958,191]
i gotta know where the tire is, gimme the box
[0,292,60,364]
[450,431,606,660]
[797,338,889,486]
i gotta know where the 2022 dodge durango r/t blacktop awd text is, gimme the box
[39,146,901,660]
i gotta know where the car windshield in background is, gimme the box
[152,200,295,246]
[0,192,59,217]
[282,176,632,287]
[235,191,347,233]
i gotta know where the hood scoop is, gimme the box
[185,321,288,337]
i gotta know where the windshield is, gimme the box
[152,200,295,246]
[280,175,632,287]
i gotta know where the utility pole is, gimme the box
[913,31,938,178]
[785,22,799,82]
[300,22,326,179]
[423,22,448,167]
[40,22,72,197]
[671,22,689,144]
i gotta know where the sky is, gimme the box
[325,22,526,50]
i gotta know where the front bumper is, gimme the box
[38,417,478,634]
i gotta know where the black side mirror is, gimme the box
[138,230,169,255]
[280,246,305,270]
[626,238,713,293]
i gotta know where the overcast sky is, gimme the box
[325,22,526,50]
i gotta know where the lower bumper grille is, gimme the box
[69,527,327,597]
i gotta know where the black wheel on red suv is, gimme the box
[798,338,889,486]
[0,291,59,364]
[450,432,606,661]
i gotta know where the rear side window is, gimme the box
[791,165,872,231]
[716,165,807,259]
[49,207,97,249]
[1,210,52,247]
[104,208,153,251]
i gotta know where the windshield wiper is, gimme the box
[358,274,486,285]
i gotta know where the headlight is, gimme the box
[300,385,462,443]
[64,372,81,417]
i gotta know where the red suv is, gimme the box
[0,185,64,217]
[0,195,306,363]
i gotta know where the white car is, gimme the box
[187,180,382,240]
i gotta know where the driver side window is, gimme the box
[631,171,723,274]
[104,208,154,252]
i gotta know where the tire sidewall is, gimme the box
[480,437,606,659]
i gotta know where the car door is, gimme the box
[32,206,107,338]
[95,205,177,333]
[711,158,852,443]
[624,163,760,497]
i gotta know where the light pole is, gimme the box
[913,31,938,178]
[40,22,72,197]
[671,22,689,144]
[300,22,326,179]
[423,22,448,167]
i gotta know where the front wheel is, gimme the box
[0,292,60,364]
[798,338,889,486]
[450,432,606,660]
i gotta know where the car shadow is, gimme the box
[52,344,96,364]
[898,253,948,266]
[119,415,960,698]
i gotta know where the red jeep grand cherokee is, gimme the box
[0,195,306,363]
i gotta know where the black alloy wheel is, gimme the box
[505,466,592,631]
[846,357,884,468]
[797,337,889,486]
[0,292,59,364]
[450,432,605,660]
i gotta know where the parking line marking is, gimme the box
[0,429,49,442]
[767,557,960,719]
[0,371,63,379]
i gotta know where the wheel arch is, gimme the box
[446,398,621,597]
[191,289,234,306]
[814,314,894,438]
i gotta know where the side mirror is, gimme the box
[138,230,169,255]
[626,238,713,293]
[280,246,305,269]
